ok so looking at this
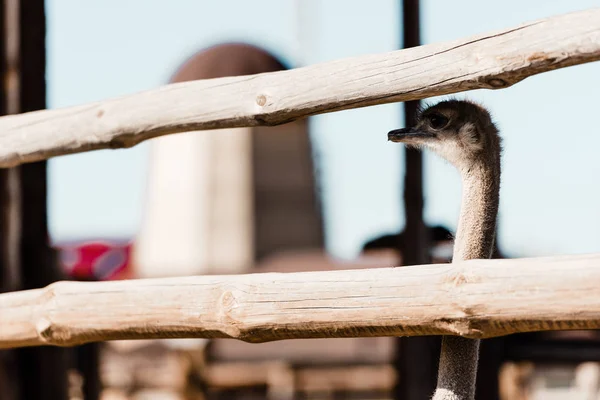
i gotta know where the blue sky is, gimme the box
[47,0,600,259]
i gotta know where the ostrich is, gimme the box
[388,99,502,400]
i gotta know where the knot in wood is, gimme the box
[36,318,71,345]
[445,266,479,287]
[435,316,484,338]
[527,52,550,64]
[217,290,245,339]
[108,137,126,149]
[486,78,508,88]
[256,94,267,107]
[220,290,237,311]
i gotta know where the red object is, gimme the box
[56,240,133,281]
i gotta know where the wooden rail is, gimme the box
[2,253,600,349]
[0,8,598,167]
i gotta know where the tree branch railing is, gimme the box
[1,253,600,349]
[0,8,597,167]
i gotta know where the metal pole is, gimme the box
[393,1,441,399]
[400,0,426,265]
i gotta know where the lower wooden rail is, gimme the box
[1,252,600,349]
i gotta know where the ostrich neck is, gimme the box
[453,162,500,262]
[432,159,501,400]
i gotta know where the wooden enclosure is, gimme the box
[0,8,599,350]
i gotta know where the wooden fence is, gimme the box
[0,8,599,349]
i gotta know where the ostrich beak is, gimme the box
[388,127,435,143]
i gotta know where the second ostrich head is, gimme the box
[388,99,501,172]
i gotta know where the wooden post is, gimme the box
[473,241,506,399]
[0,170,19,400]
[2,0,70,399]
[394,1,441,399]
[0,2,21,398]
[76,342,101,400]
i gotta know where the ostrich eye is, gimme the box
[429,114,449,129]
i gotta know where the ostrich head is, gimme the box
[388,99,501,171]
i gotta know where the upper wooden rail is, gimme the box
[2,253,600,349]
[0,8,598,167]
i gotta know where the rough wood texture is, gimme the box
[2,253,600,349]
[0,8,598,166]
